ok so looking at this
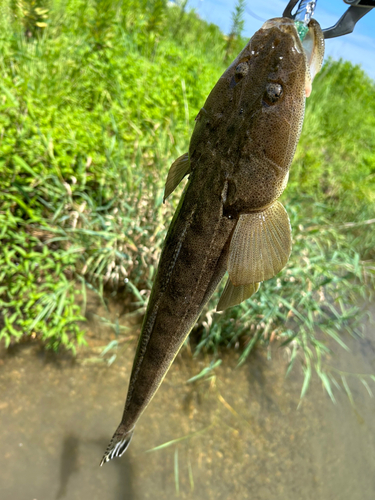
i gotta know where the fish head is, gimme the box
[224,16,325,172]
[241,17,324,100]
[189,17,324,209]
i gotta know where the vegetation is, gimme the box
[224,0,246,62]
[0,0,374,394]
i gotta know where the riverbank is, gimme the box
[1,1,374,369]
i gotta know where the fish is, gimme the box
[100,17,325,465]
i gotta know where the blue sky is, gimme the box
[186,0,375,79]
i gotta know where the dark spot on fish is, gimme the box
[263,83,283,106]
[230,62,249,88]
[235,62,249,78]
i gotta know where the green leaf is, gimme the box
[300,363,312,399]
[187,359,222,383]
[320,372,336,403]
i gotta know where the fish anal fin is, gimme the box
[228,201,292,285]
[217,277,260,311]
[163,153,190,202]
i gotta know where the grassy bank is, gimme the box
[0,0,374,396]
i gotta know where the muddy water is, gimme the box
[1,298,375,500]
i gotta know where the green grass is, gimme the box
[0,0,374,397]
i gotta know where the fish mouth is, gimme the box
[260,17,325,97]
[260,17,301,46]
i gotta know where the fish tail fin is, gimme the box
[100,425,134,466]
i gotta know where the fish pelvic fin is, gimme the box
[163,153,190,202]
[100,425,134,466]
[217,278,260,311]
[227,201,292,286]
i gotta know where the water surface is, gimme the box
[1,298,375,500]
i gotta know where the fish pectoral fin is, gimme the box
[228,201,292,285]
[217,277,260,311]
[163,152,190,202]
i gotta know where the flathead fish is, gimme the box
[101,17,324,465]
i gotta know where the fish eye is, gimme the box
[263,83,283,105]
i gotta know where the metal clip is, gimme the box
[283,0,374,38]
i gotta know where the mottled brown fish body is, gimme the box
[120,185,236,430]
[101,17,324,464]
[101,162,236,462]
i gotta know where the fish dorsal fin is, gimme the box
[163,153,190,202]
[228,201,292,286]
[217,278,260,311]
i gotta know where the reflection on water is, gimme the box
[1,302,375,500]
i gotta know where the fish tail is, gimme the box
[100,425,134,466]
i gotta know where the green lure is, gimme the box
[294,20,309,41]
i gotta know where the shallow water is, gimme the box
[1,298,375,500]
